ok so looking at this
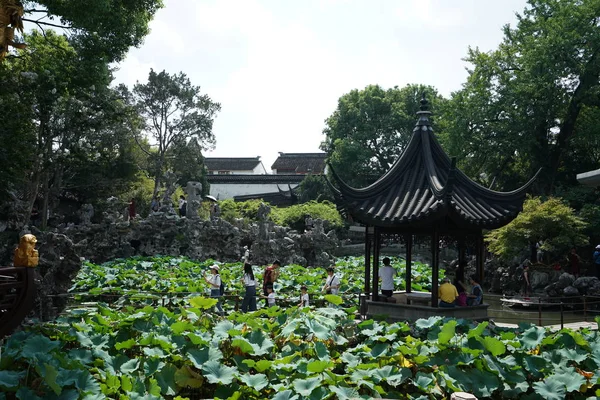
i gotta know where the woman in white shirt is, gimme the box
[204,265,224,316]
[322,267,340,295]
[240,262,257,312]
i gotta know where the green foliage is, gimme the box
[218,199,264,224]
[296,174,334,203]
[270,200,344,232]
[579,204,600,245]
[4,264,600,399]
[485,196,588,261]
[68,256,437,307]
[132,69,220,196]
[35,0,163,62]
[444,0,600,193]
[321,83,448,188]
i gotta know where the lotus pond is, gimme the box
[1,256,600,399]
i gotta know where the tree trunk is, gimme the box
[549,50,600,192]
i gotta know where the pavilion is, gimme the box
[328,96,539,319]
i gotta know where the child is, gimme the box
[298,285,309,307]
[261,286,276,307]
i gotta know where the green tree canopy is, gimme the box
[445,0,600,193]
[485,197,588,262]
[296,174,334,203]
[16,0,163,62]
[131,69,220,197]
[320,84,447,188]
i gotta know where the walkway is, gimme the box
[493,320,598,331]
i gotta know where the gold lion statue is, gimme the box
[13,233,38,267]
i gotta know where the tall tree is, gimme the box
[1,0,163,62]
[445,0,600,193]
[1,31,141,227]
[320,84,447,188]
[132,69,220,197]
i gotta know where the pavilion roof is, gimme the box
[328,97,539,231]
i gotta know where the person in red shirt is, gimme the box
[568,247,581,277]
[262,260,281,305]
[128,198,136,221]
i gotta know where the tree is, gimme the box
[1,0,163,62]
[296,174,334,203]
[485,197,588,262]
[445,0,600,193]
[132,70,220,198]
[1,31,142,227]
[321,84,448,188]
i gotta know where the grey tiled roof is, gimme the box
[204,157,261,171]
[328,101,539,231]
[271,153,327,173]
[206,174,305,184]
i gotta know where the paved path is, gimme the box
[493,320,598,331]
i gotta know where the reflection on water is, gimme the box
[487,294,596,326]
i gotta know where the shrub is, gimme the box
[485,196,588,261]
[271,200,343,232]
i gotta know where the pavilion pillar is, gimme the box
[372,227,381,301]
[431,228,439,307]
[364,225,371,297]
[457,237,466,283]
[405,234,413,293]
[475,233,484,283]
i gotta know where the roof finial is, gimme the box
[420,93,429,111]
[414,93,432,131]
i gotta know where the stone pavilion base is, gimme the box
[365,298,489,322]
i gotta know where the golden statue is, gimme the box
[0,0,26,61]
[13,233,38,267]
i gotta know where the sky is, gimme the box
[112,0,529,172]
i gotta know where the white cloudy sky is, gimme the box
[112,0,529,172]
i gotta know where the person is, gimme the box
[522,262,532,297]
[454,261,467,293]
[260,286,276,307]
[150,196,160,212]
[438,277,458,307]
[262,260,281,305]
[204,264,224,316]
[593,245,600,278]
[298,285,309,307]
[322,267,340,295]
[467,275,483,306]
[30,206,40,226]
[240,262,257,312]
[456,286,468,307]
[243,246,250,264]
[128,198,136,220]
[379,257,396,297]
[178,195,187,217]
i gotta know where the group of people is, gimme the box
[202,259,344,316]
[438,275,483,307]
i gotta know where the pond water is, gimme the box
[486,294,596,327]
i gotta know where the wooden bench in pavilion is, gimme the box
[328,95,539,323]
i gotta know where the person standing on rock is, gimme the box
[128,198,136,221]
[522,262,532,298]
[594,245,600,278]
[262,260,280,305]
[567,247,581,277]
[178,195,187,217]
